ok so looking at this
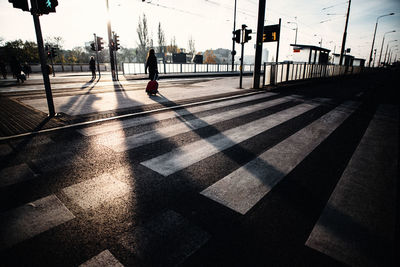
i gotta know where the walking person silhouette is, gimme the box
[89,56,96,80]
[145,49,158,81]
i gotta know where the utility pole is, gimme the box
[231,0,237,72]
[339,0,351,65]
[252,0,266,89]
[106,0,116,80]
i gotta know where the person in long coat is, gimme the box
[145,49,158,81]
[89,56,96,80]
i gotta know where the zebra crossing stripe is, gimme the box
[305,105,398,267]
[62,172,130,210]
[0,194,75,250]
[78,92,277,136]
[141,103,317,176]
[79,250,124,267]
[100,96,293,152]
[201,101,360,215]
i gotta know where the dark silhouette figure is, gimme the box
[0,60,7,79]
[22,63,32,78]
[145,48,158,81]
[10,57,23,83]
[89,56,96,80]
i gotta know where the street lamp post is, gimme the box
[314,34,322,47]
[384,40,398,65]
[106,0,116,80]
[368,12,395,67]
[378,30,395,67]
[287,21,298,44]
[231,0,237,72]
[388,46,398,65]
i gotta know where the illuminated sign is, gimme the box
[263,24,280,42]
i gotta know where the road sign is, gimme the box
[263,24,280,42]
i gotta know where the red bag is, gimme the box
[146,80,158,95]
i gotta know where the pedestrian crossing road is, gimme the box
[0,89,398,266]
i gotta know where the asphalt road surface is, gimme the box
[0,71,398,267]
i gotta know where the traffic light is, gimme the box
[36,0,58,15]
[51,47,58,57]
[8,0,29,11]
[232,29,241,44]
[244,29,252,43]
[96,37,104,51]
[90,42,96,51]
[114,34,120,50]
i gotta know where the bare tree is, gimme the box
[188,36,196,56]
[167,36,178,54]
[137,14,150,63]
[157,22,166,54]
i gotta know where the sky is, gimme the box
[1,0,400,62]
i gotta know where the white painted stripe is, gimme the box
[0,91,262,141]
[62,172,130,210]
[78,92,277,136]
[141,103,317,176]
[0,163,37,188]
[0,194,75,250]
[101,96,292,152]
[201,101,360,214]
[79,250,124,267]
[305,105,398,267]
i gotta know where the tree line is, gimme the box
[0,14,228,65]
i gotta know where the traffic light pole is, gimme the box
[31,0,55,116]
[94,34,101,79]
[252,0,266,89]
[239,41,244,89]
[50,48,55,77]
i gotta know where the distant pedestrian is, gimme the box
[10,57,24,83]
[89,56,96,80]
[0,60,6,79]
[145,48,158,81]
[22,62,31,78]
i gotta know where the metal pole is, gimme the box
[252,0,266,89]
[274,18,281,85]
[373,49,377,67]
[94,33,101,79]
[239,40,244,89]
[106,0,116,80]
[31,0,55,116]
[231,0,237,72]
[295,27,298,45]
[50,48,55,77]
[378,36,386,67]
[368,21,378,67]
[384,43,389,65]
[276,18,281,64]
[339,0,351,65]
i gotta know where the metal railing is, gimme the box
[122,62,254,75]
[260,62,365,87]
